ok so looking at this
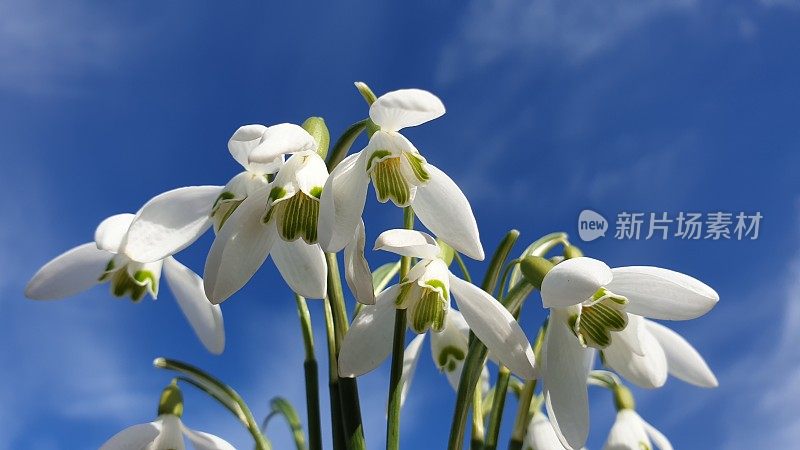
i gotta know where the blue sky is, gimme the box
[1,0,799,448]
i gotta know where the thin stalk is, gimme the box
[326,120,367,172]
[453,251,473,283]
[153,358,271,450]
[323,297,347,450]
[295,295,322,450]
[481,230,520,294]
[326,253,366,450]
[173,376,245,425]
[386,207,414,450]
[446,281,535,450]
[263,397,307,450]
[471,383,485,450]
[508,324,547,450]
[484,366,511,450]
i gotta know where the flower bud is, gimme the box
[302,117,330,160]
[519,256,554,290]
[157,382,184,417]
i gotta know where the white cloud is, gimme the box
[437,0,697,83]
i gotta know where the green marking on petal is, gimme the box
[211,191,236,210]
[371,157,412,206]
[425,279,449,300]
[109,269,150,302]
[309,186,323,199]
[570,297,628,349]
[407,286,447,333]
[274,192,320,244]
[366,149,392,172]
[98,259,116,282]
[436,345,466,373]
[269,186,288,202]
[404,152,430,183]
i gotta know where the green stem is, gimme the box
[263,397,307,450]
[173,376,244,425]
[323,297,347,450]
[294,295,322,450]
[326,120,367,172]
[386,207,414,450]
[484,366,511,450]
[508,323,547,450]
[454,252,473,283]
[326,253,366,450]
[446,280,535,450]
[153,358,271,450]
[471,382,485,450]
[481,230,520,294]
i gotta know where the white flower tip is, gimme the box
[153,357,167,368]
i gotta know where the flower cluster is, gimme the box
[25,84,719,450]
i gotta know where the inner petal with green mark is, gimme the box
[402,151,430,184]
[269,191,321,244]
[210,191,244,232]
[436,345,466,373]
[569,288,629,349]
[370,156,414,207]
[99,259,158,303]
[407,285,448,333]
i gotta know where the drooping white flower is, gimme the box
[25,213,224,354]
[525,411,571,450]
[604,409,673,450]
[397,309,491,407]
[601,316,719,389]
[338,229,534,380]
[317,89,484,260]
[100,384,235,450]
[122,123,316,263]
[539,257,718,450]
[203,150,329,303]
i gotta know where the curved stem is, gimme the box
[263,397,307,450]
[484,366,511,450]
[154,358,271,450]
[454,252,473,284]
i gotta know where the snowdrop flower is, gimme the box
[100,383,235,450]
[601,316,719,389]
[122,123,316,263]
[604,409,672,450]
[338,229,535,380]
[525,411,572,450]
[203,149,329,302]
[538,257,718,450]
[318,88,484,260]
[25,213,224,354]
[397,310,491,407]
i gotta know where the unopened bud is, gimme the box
[519,256,554,290]
[302,117,330,160]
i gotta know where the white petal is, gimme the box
[543,308,591,450]
[526,412,569,450]
[645,320,718,387]
[642,419,673,450]
[412,164,484,260]
[163,257,225,355]
[338,285,401,377]
[604,410,650,450]
[345,220,375,305]
[249,123,317,164]
[271,238,327,299]
[94,213,136,253]
[229,124,267,168]
[318,151,370,252]
[369,89,445,131]
[603,318,667,389]
[374,229,441,260]
[449,273,535,379]
[123,186,222,263]
[611,313,645,356]
[400,333,426,408]
[99,421,161,449]
[153,415,185,450]
[607,266,719,320]
[25,243,113,300]
[204,189,277,303]
[541,257,613,308]
[182,424,237,450]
